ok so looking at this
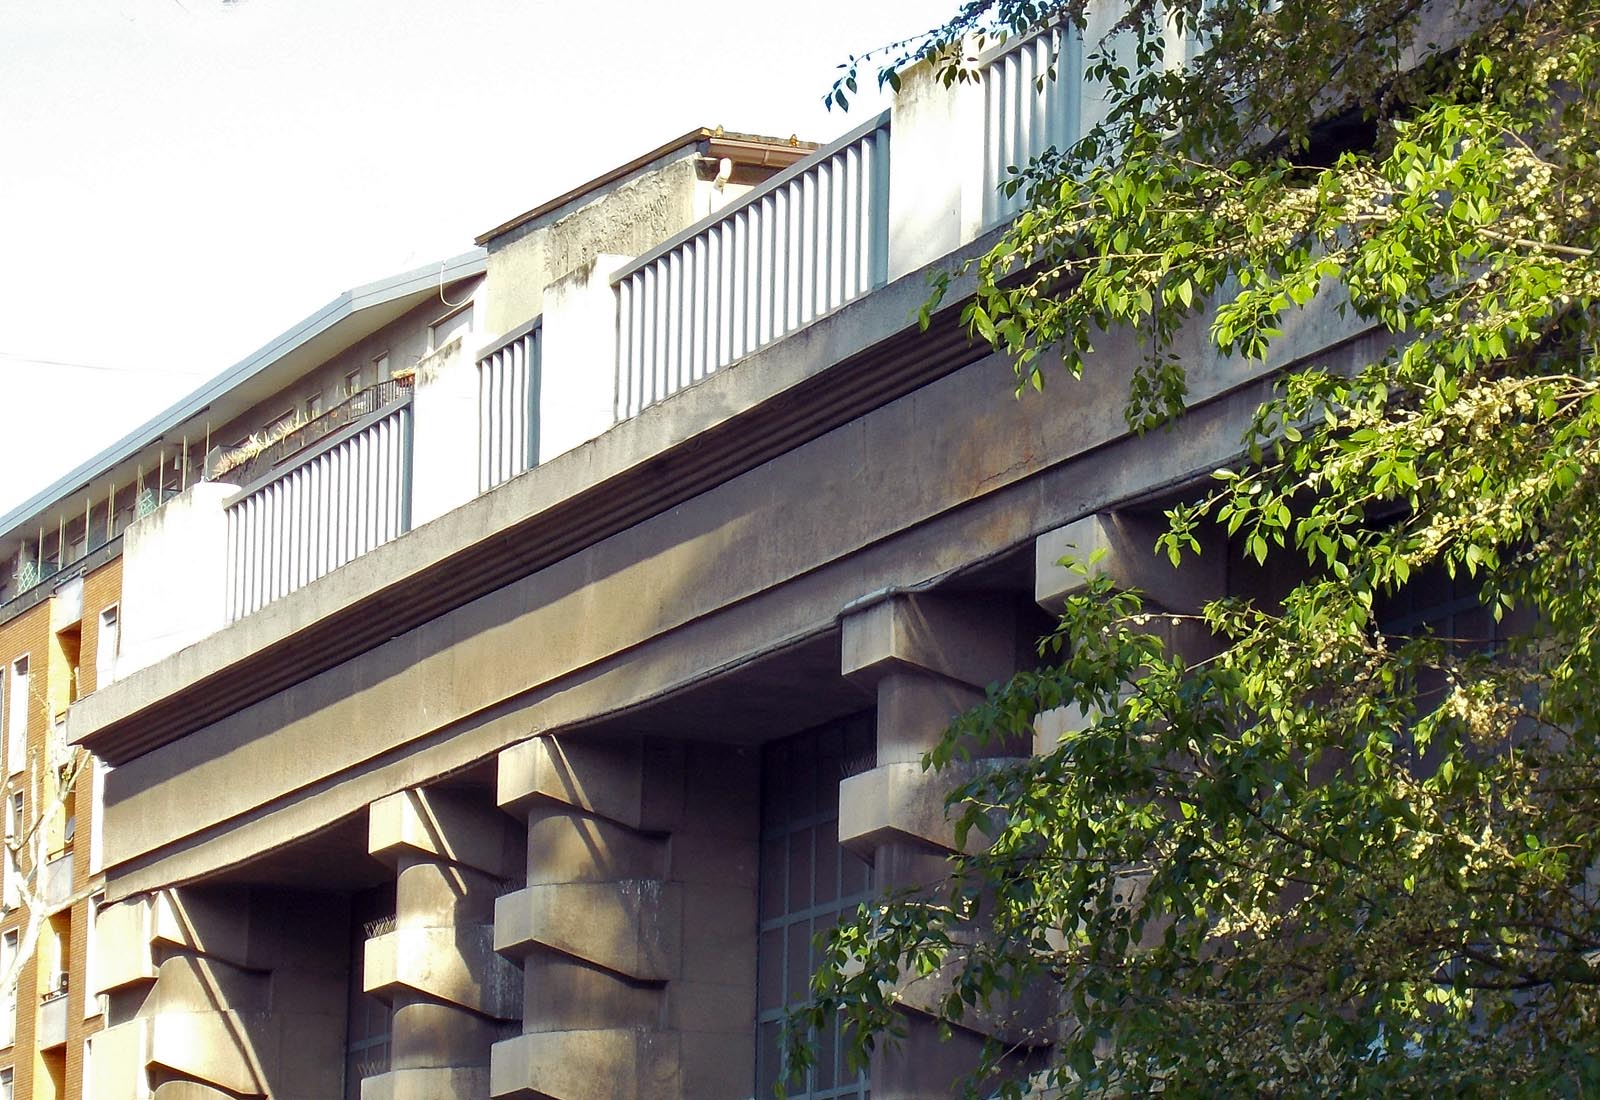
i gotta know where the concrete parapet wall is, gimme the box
[116,482,241,680]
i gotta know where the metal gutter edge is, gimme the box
[0,249,486,544]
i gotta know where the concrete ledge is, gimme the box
[150,1083,236,1100]
[146,955,269,1016]
[887,946,1053,1045]
[838,759,996,855]
[1035,512,1221,613]
[364,925,522,1020]
[361,1065,490,1100]
[841,593,1016,690]
[146,1010,267,1096]
[490,1029,681,1100]
[95,896,157,994]
[91,1020,149,1100]
[497,737,645,828]
[368,788,523,879]
[494,881,681,981]
[38,991,68,1050]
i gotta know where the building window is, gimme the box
[305,393,324,421]
[89,759,107,876]
[6,658,25,775]
[1375,564,1502,714]
[96,606,119,691]
[4,792,21,911]
[0,930,15,1049]
[345,367,366,397]
[0,1065,11,1100]
[756,713,875,1100]
[427,304,474,353]
[84,895,101,1020]
[345,884,395,1100]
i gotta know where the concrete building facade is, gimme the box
[1,27,1381,1100]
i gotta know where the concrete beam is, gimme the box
[494,881,682,982]
[838,760,997,856]
[490,1029,681,1100]
[497,736,647,830]
[364,925,522,1020]
[1035,512,1221,613]
[361,1066,491,1100]
[841,593,1016,691]
[368,788,523,880]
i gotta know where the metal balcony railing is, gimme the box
[478,318,541,493]
[216,377,415,489]
[224,399,412,622]
[981,23,1082,226]
[612,111,891,420]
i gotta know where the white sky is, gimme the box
[0,0,952,516]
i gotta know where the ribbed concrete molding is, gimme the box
[361,1065,491,1100]
[494,881,681,981]
[369,788,524,879]
[489,1028,681,1100]
[365,925,522,1019]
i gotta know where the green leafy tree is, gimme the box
[789,1,1600,1096]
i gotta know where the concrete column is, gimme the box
[886,54,987,282]
[837,592,1039,1100]
[364,788,526,1100]
[89,887,347,1100]
[537,253,629,464]
[1033,512,1223,755]
[491,735,758,1100]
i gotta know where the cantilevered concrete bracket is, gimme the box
[836,591,1043,1100]
[364,788,524,1100]
[1035,511,1221,613]
[92,887,347,1100]
[491,734,757,1100]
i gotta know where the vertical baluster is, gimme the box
[614,282,629,424]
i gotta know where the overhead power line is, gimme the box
[0,351,208,377]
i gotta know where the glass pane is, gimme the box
[760,835,787,917]
[787,920,812,1005]
[787,828,813,913]
[758,927,784,1011]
